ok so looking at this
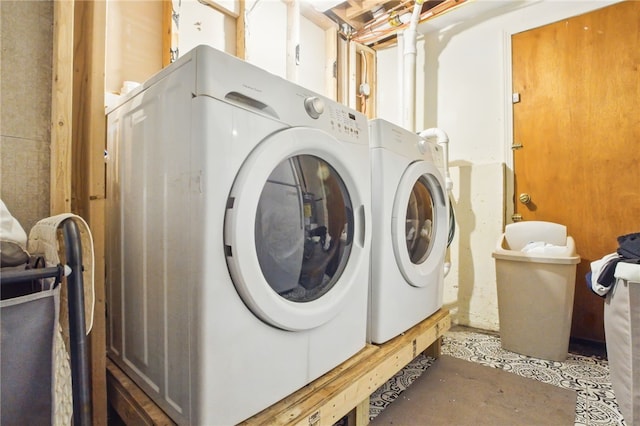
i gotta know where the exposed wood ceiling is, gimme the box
[322,0,468,46]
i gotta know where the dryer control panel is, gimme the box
[325,103,364,143]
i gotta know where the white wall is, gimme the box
[178,0,237,56]
[377,0,622,331]
[107,1,330,99]
[106,0,163,94]
[298,15,328,95]
[376,36,426,131]
[245,0,288,76]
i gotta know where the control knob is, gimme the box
[304,96,324,119]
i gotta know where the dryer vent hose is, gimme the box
[443,195,456,278]
[448,195,456,248]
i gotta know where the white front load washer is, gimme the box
[105,45,371,425]
[368,118,447,344]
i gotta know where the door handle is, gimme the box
[519,193,532,204]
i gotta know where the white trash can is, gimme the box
[492,221,581,361]
[605,262,640,426]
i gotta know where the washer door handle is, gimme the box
[357,205,366,248]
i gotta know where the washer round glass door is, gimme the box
[224,127,363,331]
[392,161,447,287]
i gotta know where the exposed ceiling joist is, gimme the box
[323,0,466,45]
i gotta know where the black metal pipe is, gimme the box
[0,266,63,286]
[62,219,92,426]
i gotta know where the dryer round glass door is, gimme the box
[392,161,448,287]
[254,155,352,302]
[224,127,366,331]
[406,176,435,264]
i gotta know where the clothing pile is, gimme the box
[588,232,640,297]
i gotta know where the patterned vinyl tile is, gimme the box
[369,328,625,425]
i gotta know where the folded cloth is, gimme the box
[589,252,620,296]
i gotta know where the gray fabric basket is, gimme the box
[1,286,60,425]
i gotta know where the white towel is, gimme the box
[28,214,95,334]
[27,214,96,426]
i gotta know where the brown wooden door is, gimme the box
[511,1,640,343]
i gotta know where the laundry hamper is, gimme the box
[492,221,580,361]
[0,217,92,425]
[604,262,640,426]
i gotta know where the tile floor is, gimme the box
[369,327,625,425]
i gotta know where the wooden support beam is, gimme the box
[241,345,380,425]
[107,360,176,426]
[162,0,174,67]
[345,0,387,20]
[198,0,240,18]
[236,0,246,59]
[244,309,451,425]
[51,0,74,215]
[300,2,338,30]
[71,0,108,423]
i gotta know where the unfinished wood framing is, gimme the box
[199,0,241,17]
[236,0,247,59]
[300,1,338,29]
[331,0,389,31]
[162,0,174,67]
[107,309,451,425]
[72,0,108,423]
[51,0,74,215]
[161,0,247,60]
[107,361,177,426]
[50,0,109,422]
[347,41,377,118]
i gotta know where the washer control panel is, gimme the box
[291,86,365,143]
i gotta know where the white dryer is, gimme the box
[106,45,371,425]
[368,118,447,344]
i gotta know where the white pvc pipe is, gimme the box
[443,261,451,277]
[419,127,453,192]
[419,127,453,278]
[402,0,423,132]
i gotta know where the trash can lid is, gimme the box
[504,221,567,251]
[492,234,580,264]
